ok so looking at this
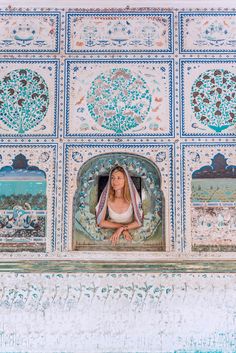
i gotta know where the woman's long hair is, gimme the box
[109,166,131,203]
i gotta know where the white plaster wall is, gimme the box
[0,273,236,352]
[1,0,235,8]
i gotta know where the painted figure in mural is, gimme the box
[0,203,39,230]
[96,166,143,245]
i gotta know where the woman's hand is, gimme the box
[110,227,132,245]
[123,230,132,242]
[110,226,124,246]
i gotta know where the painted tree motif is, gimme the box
[0,69,49,133]
[87,68,152,133]
[191,69,236,132]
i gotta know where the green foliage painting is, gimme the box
[87,68,152,134]
[0,69,49,133]
[191,69,236,132]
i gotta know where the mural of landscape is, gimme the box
[0,153,46,252]
[191,153,236,251]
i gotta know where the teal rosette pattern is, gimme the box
[87,68,152,134]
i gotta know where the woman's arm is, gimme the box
[122,220,141,231]
[99,219,125,229]
[98,217,127,245]
[98,211,142,245]
[109,221,141,245]
[99,219,141,230]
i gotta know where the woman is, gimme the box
[96,166,143,245]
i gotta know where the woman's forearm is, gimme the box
[99,219,141,231]
[124,221,141,231]
[99,219,124,229]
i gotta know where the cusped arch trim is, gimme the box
[72,152,165,251]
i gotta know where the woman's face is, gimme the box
[111,170,125,191]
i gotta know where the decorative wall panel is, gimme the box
[0,12,60,53]
[181,143,236,252]
[65,59,173,138]
[0,144,57,252]
[179,12,236,53]
[0,59,59,137]
[180,59,236,137]
[0,5,233,260]
[66,12,173,54]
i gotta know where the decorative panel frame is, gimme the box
[65,59,174,139]
[180,59,236,137]
[0,143,57,254]
[0,11,60,53]
[181,142,236,254]
[179,12,236,54]
[0,59,60,138]
[66,11,174,54]
[63,143,175,255]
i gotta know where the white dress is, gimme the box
[108,203,133,224]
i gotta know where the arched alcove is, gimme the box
[0,153,47,252]
[191,153,236,251]
[73,153,165,251]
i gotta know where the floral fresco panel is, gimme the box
[65,59,173,138]
[180,59,236,137]
[0,59,59,138]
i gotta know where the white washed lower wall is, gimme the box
[0,273,235,352]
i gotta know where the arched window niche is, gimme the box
[73,153,165,251]
[0,153,47,252]
[191,153,236,251]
